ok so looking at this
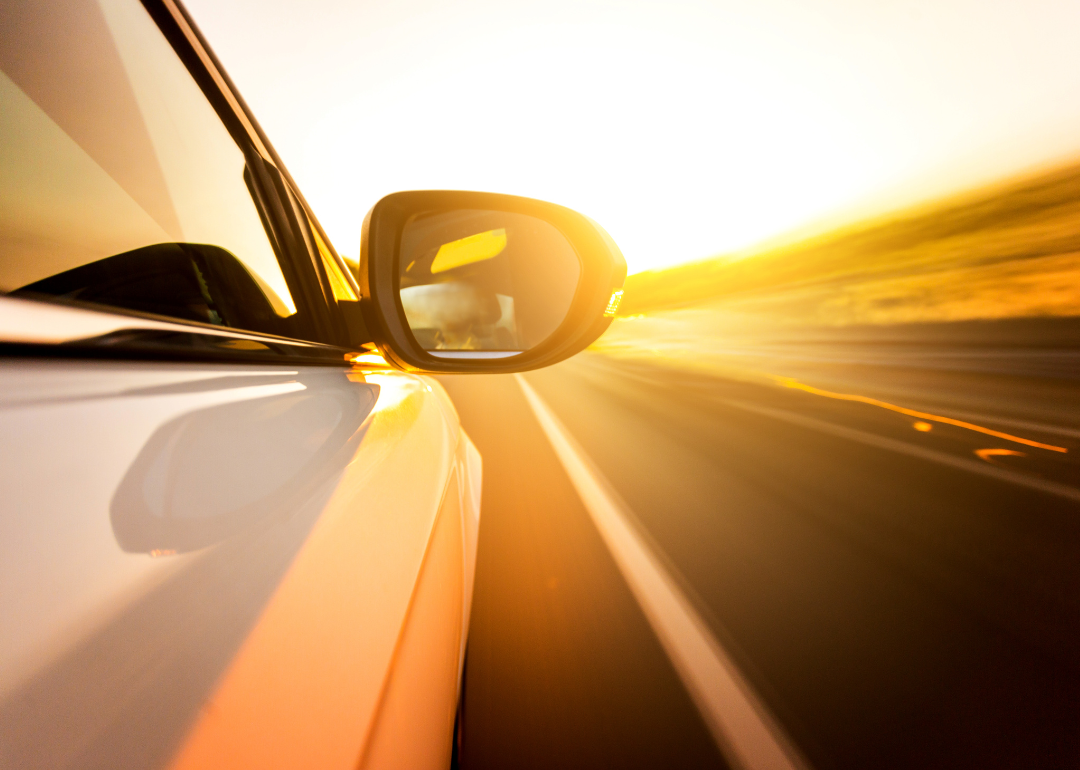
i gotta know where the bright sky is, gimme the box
[184,0,1080,274]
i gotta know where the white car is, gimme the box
[0,0,625,767]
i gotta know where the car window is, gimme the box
[307,212,358,303]
[0,0,301,336]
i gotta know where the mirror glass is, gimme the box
[398,210,580,358]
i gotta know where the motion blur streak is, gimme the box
[516,375,809,770]
[722,398,1080,505]
[975,448,1027,465]
[776,377,1067,453]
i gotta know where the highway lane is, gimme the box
[437,372,728,770]
[439,350,1080,770]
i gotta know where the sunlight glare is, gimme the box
[184,0,1080,275]
[300,24,881,273]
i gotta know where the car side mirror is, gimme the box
[354,191,626,373]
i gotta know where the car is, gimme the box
[0,0,625,768]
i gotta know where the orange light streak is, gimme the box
[775,377,1068,453]
[975,448,1026,464]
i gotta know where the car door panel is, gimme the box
[358,466,465,770]
[0,360,474,770]
[165,371,472,770]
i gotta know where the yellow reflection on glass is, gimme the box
[431,229,507,274]
[776,376,1068,453]
[913,421,933,432]
[309,215,358,301]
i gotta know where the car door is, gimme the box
[0,1,478,768]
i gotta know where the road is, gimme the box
[438,348,1080,770]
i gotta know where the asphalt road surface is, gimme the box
[438,348,1080,770]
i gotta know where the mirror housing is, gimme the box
[356,191,626,373]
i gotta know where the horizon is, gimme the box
[621,152,1080,278]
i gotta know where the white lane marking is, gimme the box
[515,375,809,770]
[724,399,1080,504]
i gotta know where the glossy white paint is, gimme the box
[0,356,479,769]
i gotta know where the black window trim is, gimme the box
[134,0,363,355]
[283,179,368,345]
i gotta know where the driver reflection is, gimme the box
[398,211,580,352]
[400,228,519,350]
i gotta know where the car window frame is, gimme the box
[0,0,366,363]
[147,0,346,338]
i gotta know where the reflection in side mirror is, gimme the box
[398,211,580,358]
[400,283,510,352]
[357,190,627,374]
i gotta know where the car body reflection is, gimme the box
[111,374,378,554]
[0,364,380,768]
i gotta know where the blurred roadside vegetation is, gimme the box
[618,160,1080,327]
